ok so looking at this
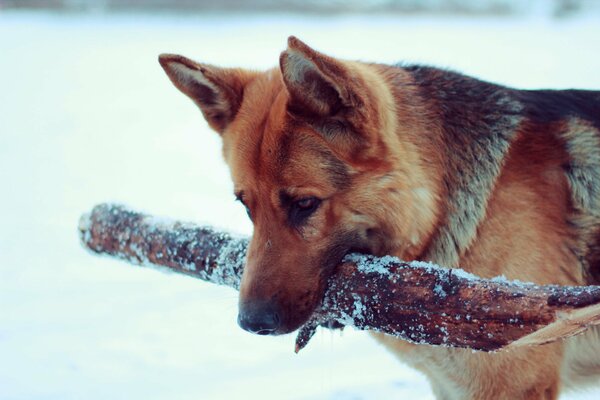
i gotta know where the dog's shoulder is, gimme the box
[396,65,525,267]
[395,64,600,282]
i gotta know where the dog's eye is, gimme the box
[296,197,318,210]
[290,197,321,226]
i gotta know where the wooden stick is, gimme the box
[79,203,600,353]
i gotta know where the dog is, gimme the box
[159,36,600,399]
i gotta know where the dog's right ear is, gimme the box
[158,54,255,134]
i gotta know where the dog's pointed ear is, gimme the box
[159,54,255,134]
[279,36,361,118]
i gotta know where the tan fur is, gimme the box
[159,37,600,399]
[370,120,586,399]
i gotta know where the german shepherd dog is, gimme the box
[159,36,600,399]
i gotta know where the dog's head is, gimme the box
[159,37,438,335]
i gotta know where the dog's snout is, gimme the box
[237,300,281,335]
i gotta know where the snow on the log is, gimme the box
[80,203,600,353]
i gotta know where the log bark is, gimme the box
[79,203,600,353]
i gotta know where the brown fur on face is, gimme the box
[160,37,440,333]
[160,36,600,399]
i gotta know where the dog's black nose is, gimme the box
[237,301,280,335]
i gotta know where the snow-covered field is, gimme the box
[1,9,600,400]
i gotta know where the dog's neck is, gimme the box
[376,64,524,267]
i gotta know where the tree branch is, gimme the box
[79,203,600,353]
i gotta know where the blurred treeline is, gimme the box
[0,0,596,17]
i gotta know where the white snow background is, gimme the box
[1,9,600,400]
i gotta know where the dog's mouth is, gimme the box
[240,241,374,337]
[278,248,372,335]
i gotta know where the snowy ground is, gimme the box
[1,10,600,400]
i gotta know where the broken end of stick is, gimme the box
[506,303,600,349]
[295,323,318,353]
[78,203,128,248]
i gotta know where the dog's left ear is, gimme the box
[159,54,256,134]
[279,36,364,119]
